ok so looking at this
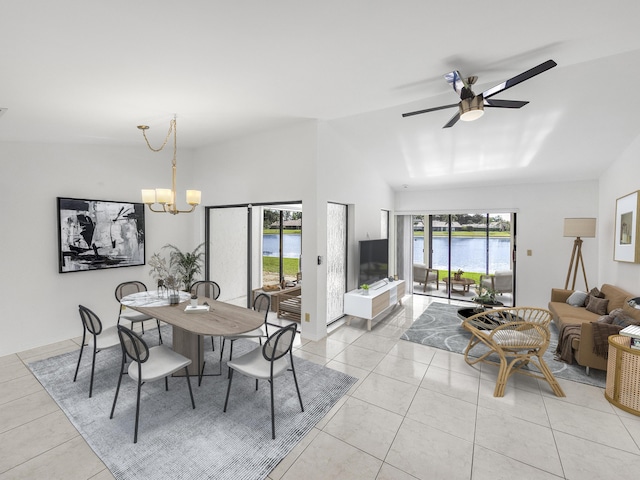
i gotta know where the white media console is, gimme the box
[343,279,406,330]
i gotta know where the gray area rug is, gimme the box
[400,302,606,388]
[29,327,356,480]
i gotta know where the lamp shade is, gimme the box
[563,218,596,238]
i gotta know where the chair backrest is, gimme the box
[115,281,148,302]
[262,323,296,363]
[116,325,150,363]
[493,271,513,292]
[253,293,271,335]
[79,304,103,336]
[190,281,220,300]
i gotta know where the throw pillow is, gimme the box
[597,314,614,324]
[584,287,605,308]
[566,291,588,307]
[586,296,609,315]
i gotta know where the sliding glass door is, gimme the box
[411,213,515,306]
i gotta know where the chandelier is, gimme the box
[138,116,201,215]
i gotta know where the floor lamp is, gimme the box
[563,218,596,291]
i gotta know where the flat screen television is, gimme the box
[358,239,389,287]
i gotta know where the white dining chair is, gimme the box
[110,325,195,443]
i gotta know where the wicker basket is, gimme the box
[605,335,640,416]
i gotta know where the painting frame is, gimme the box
[57,197,146,273]
[614,190,640,263]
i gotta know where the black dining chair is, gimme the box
[115,281,163,344]
[223,323,303,439]
[74,305,120,398]
[220,293,270,363]
[190,281,221,351]
[110,325,195,443]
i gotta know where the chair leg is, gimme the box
[223,369,234,412]
[73,343,85,382]
[110,358,125,419]
[290,358,304,412]
[133,378,142,443]
[165,376,169,391]
[537,357,566,397]
[270,378,276,440]
[184,366,195,409]
[211,336,215,351]
[156,320,163,344]
[89,347,97,398]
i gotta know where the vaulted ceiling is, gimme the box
[2,1,640,190]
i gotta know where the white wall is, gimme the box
[598,134,640,293]
[395,180,599,308]
[0,141,197,355]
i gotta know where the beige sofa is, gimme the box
[548,284,639,372]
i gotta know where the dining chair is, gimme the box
[73,305,121,398]
[223,323,303,439]
[220,293,271,363]
[190,281,221,351]
[115,281,163,344]
[110,325,196,443]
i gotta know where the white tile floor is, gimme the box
[2,295,640,479]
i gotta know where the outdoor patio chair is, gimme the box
[461,306,565,397]
[413,263,439,292]
[479,270,513,294]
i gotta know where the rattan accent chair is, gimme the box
[115,281,163,344]
[223,323,303,439]
[221,293,271,363]
[74,305,121,398]
[461,307,565,397]
[110,325,195,443]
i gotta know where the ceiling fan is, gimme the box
[402,59,557,128]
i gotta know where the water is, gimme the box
[414,236,511,273]
[264,233,511,273]
[263,234,301,258]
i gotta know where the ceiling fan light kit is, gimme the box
[403,59,557,128]
[459,94,484,122]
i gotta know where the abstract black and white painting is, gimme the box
[57,197,145,273]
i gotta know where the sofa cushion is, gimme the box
[601,284,631,313]
[566,291,588,307]
[622,297,640,323]
[586,296,609,315]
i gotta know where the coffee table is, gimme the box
[442,276,475,294]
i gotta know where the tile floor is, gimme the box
[2,295,640,479]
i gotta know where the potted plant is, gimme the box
[453,269,464,281]
[360,284,370,295]
[163,243,205,291]
[472,284,498,311]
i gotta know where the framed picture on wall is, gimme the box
[614,190,640,263]
[57,197,145,273]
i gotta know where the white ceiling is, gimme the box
[2,1,640,191]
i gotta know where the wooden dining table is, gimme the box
[120,291,264,378]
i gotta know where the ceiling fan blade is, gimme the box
[443,112,461,128]
[444,70,467,96]
[484,99,529,108]
[402,103,459,118]
[482,59,557,100]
